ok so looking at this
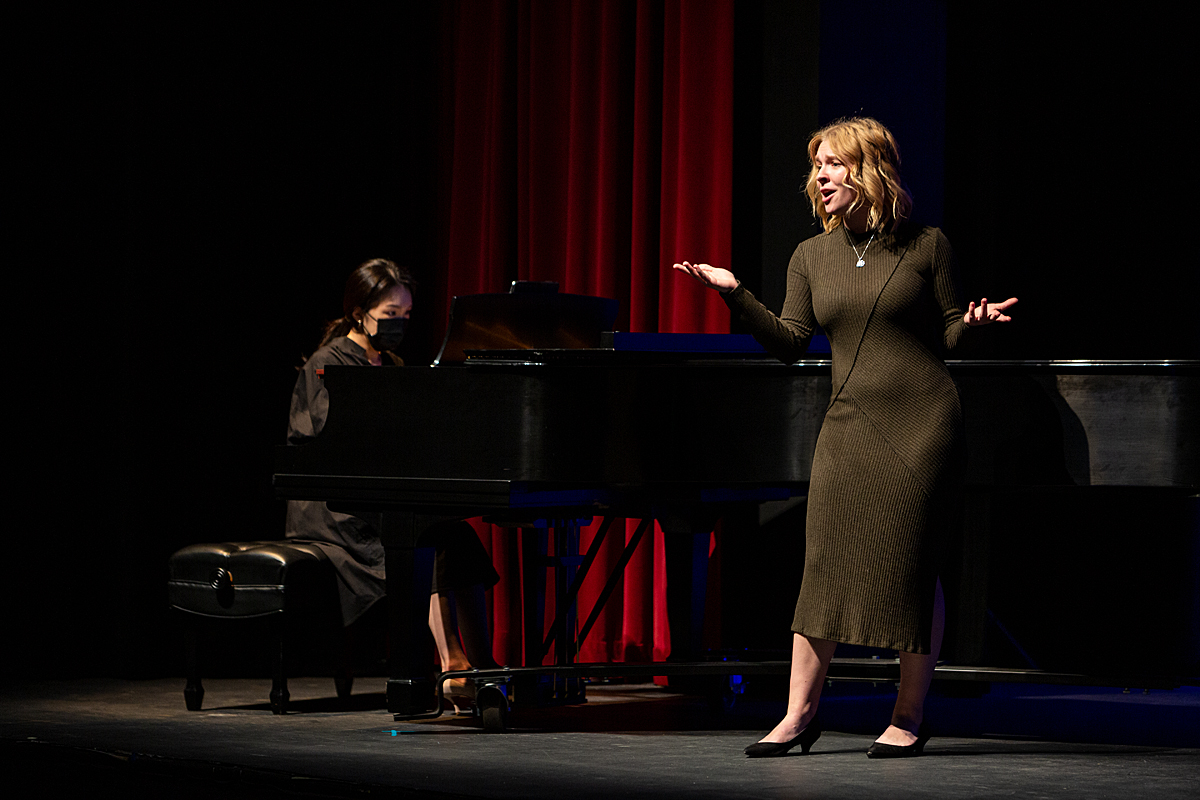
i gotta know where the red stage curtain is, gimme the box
[438,0,733,667]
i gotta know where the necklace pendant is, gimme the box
[850,231,875,269]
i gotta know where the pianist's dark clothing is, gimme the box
[723,224,966,654]
[285,336,498,626]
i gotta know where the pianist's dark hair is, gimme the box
[317,258,417,350]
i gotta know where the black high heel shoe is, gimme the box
[744,717,822,758]
[865,724,930,758]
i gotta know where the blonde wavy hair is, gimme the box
[805,117,913,234]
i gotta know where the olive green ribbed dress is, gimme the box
[724,224,966,654]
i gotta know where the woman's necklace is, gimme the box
[850,232,875,268]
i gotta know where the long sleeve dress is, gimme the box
[723,224,967,654]
[285,336,390,626]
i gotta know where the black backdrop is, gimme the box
[11,1,1194,679]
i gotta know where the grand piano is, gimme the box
[274,287,1199,724]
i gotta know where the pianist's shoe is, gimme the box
[444,677,476,715]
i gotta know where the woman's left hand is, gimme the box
[673,261,738,293]
[964,296,1018,326]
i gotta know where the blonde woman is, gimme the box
[675,118,1016,758]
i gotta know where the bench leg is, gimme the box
[183,624,205,711]
[334,618,354,703]
[270,623,289,714]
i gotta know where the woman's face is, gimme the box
[361,284,413,335]
[814,141,856,218]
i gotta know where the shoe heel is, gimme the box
[798,718,822,754]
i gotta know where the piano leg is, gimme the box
[664,530,710,662]
[379,512,437,716]
[520,526,548,672]
[517,520,587,707]
[944,487,991,666]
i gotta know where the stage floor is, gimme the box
[2,676,1197,799]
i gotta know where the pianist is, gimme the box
[675,117,1016,759]
[285,258,499,709]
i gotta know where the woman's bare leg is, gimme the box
[429,592,477,711]
[429,593,471,673]
[758,633,837,743]
[877,579,945,745]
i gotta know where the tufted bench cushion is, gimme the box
[168,540,336,618]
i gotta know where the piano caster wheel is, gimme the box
[477,683,509,732]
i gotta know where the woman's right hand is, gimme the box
[672,261,738,293]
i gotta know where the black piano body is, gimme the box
[275,334,1198,716]
[276,348,827,716]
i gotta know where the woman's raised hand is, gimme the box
[672,261,739,293]
[964,296,1018,326]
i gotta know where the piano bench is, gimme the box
[167,540,353,715]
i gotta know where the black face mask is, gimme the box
[365,313,407,351]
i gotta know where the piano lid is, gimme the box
[433,290,619,366]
